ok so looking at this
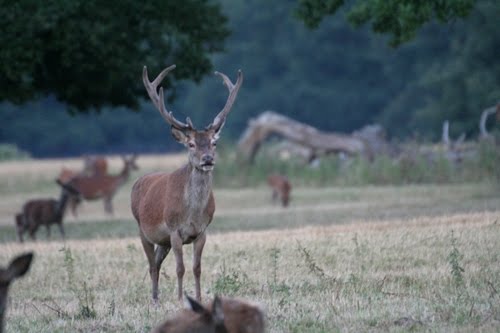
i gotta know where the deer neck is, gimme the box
[115,166,131,186]
[183,163,213,211]
[56,191,71,218]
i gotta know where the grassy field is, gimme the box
[0,155,499,332]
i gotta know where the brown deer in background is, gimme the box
[152,295,265,333]
[131,65,242,302]
[65,155,139,215]
[82,155,108,176]
[0,253,33,333]
[17,180,80,242]
[267,174,291,207]
[57,155,108,217]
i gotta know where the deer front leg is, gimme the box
[171,231,185,301]
[46,225,51,238]
[140,232,159,303]
[192,232,206,301]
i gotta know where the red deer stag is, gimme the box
[65,155,139,215]
[17,180,80,242]
[0,252,33,333]
[131,65,243,302]
[267,174,291,207]
[152,294,265,333]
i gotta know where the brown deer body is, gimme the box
[17,181,80,242]
[131,65,242,302]
[0,253,33,333]
[66,155,138,215]
[57,155,108,217]
[267,174,291,207]
[82,155,108,176]
[152,295,265,333]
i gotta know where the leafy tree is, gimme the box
[0,0,229,110]
[295,0,477,46]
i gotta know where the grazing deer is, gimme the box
[0,253,33,333]
[65,155,139,215]
[267,174,291,207]
[152,295,265,333]
[131,65,243,302]
[17,180,80,242]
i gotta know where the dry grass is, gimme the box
[0,155,499,332]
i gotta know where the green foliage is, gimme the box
[447,230,465,286]
[0,0,229,110]
[0,143,30,161]
[0,0,498,157]
[295,0,477,46]
[61,246,97,319]
[212,261,248,295]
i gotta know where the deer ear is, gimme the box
[213,119,226,141]
[185,294,206,314]
[212,296,225,324]
[7,253,33,280]
[171,128,191,145]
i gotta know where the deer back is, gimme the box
[22,199,57,226]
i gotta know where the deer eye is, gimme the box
[188,142,195,148]
[212,142,217,147]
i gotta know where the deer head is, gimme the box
[121,154,139,173]
[0,253,33,333]
[143,65,243,172]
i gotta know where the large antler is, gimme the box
[209,70,243,132]
[143,65,193,130]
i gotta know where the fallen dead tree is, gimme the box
[237,111,389,163]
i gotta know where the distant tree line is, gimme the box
[0,0,498,157]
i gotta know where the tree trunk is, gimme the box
[237,111,370,163]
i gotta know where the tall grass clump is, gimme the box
[61,246,97,319]
[215,141,500,187]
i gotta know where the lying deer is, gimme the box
[152,294,265,333]
[0,252,33,333]
[65,155,139,215]
[17,180,80,242]
[267,174,291,207]
[131,65,242,302]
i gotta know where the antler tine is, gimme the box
[143,65,192,130]
[210,69,243,131]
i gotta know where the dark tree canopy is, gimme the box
[295,0,477,46]
[0,0,229,110]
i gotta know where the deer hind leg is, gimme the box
[140,232,160,302]
[192,232,206,301]
[58,223,65,239]
[171,231,185,301]
[104,196,114,215]
[46,224,51,238]
[271,189,278,204]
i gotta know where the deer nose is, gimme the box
[202,154,214,164]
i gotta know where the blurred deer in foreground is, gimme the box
[0,252,33,333]
[267,174,291,207]
[57,155,109,217]
[152,295,265,333]
[131,65,242,302]
[16,180,80,242]
[65,155,138,215]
